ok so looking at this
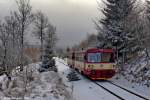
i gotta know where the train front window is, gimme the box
[88,52,114,63]
[88,53,101,63]
[101,53,114,63]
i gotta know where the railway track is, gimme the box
[107,81,149,100]
[94,81,149,100]
[94,82,124,100]
[57,59,150,100]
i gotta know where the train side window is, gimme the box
[109,53,115,62]
[84,55,87,61]
[101,53,114,63]
[72,53,75,60]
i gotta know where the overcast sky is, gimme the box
[0,0,102,48]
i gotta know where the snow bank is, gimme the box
[0,62,73,100]
[55,57,122,100]
[119,54,150,87]
[111,53,150,98]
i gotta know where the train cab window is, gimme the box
[88,53,101,63]
[102,53,114,63]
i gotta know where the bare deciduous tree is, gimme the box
[4,14,21,69]
[34,11,49,61]
[0,21,10,77]
[0,13,21,80]
[15,0,34,70]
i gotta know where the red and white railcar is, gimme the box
[67,48,116,80]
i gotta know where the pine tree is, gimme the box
[67,70,80,81]
[96,0,137,64]
[144,0,150,61]
[39,24,57,72]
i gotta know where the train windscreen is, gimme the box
[87,52,114,63]
[101,53,114,63]
[88,53,101,63]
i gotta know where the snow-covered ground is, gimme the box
[120,54,150,87]
[56,58,120,100]
[56,57,150,100]
[0,57,150,100]
[0,62,72,100]
[110,53,150,99]
[112,75,150,99]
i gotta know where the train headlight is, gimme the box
[113,65,115,68]
[91,70,96,75]
[100,64,103,67]
[88,65,94,68]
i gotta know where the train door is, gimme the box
[83,53,87,74]
[72,52,75,68]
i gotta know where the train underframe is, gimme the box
[68,64,116,80]
[83,69,116,80]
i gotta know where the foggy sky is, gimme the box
[0,0,101,48]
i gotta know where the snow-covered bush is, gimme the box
[121,54,150,87]
[0,63,73,100]
[39,58,57,73]
[39,23,57,73]
[67,70,80,82]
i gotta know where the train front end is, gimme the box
[84,48,116,80]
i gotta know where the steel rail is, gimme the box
[94,82,125,100]
[107,81,149,100]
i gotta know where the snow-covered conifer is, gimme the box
[39,23,57,72]
[96,0,137,65]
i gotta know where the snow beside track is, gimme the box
[0,57,149,100]
[97,82,144,100]
[112,75,150,99]
[56,57,150,100]
[55,58,120,100]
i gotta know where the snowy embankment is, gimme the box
[56,57,150,100]
[112,75,150,99]
[112,54,150,98]
[122,55,150,86]
[0,62,72,100]
[1,57,149,100]
[55,58,121,100]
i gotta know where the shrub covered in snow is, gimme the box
[120,54,150,87]
[67,70,80,82]
[39,58,58,73]
[0,63,73,100]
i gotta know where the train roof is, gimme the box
[86,48,115,53]
[69,48,115,53]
